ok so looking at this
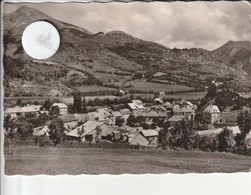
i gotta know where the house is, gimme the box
[119,108,132,116]
[141,130,158,147]
[140,109,167,121]
[167,115,185,125]
[73,113,96,124]
[99,124,118,141]
[153,98,163,104]
[66,121,104,142]
[89,108,112,124]
[180,99,197,111]
[173,105,195,120]
[51,103,68,115]
[111,111,123,118]
[59,114,78,130]
[113,128,131,142]
[33,126,50,136]
[163,101,173,110]
[129,131,149,146]
[203,105,221,124]
[128,100,145,115]
[5,104,42,119]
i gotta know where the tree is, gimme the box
[169,119,197,150]
[50,105,60,116]
[126,115,137,126]
[142,123,150,130]
[77,125,85,143]
[43,99,52,111]
[48,118,65,146]
[115,117,125,127]
[73,91,82,113]
[82,97,88,113]
[236,108,251,146]
[16,99,22,106]
[217,128,236,152]
[4,115,16,155]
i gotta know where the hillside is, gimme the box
[3,6,251,97]
[213,40,251,76]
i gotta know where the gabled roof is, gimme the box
[33,126,49,136]
[100,124,118,136]
[112,111,123,117]
[5,105,42,114]
[203,105,220,113]
[140,110,167,118]
[168,115,185,122]
[141,130,158,137]
[59,114,78,123]
[51,103,67,109]
[129,132,149,146]
[131,100,143,105]
[89,108,112,122]
[163,102,173,108]
[66,121,103,137]
[119,108,132,115]
[128,103,137,110]
[73,113,96,123]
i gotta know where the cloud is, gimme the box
[4,1,251,50]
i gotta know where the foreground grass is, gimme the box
[4,146,251,175]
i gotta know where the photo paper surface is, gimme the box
[2,1,251,176]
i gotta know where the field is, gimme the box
[4,145,251,175]
[128,79,193,92]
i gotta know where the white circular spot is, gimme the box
[22,21,60,59]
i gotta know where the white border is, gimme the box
[1,1,251,195]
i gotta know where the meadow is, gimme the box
[4,145,251,175]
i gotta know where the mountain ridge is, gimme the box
[3,6,251,97]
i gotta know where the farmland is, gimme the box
[127,79,193,93]
[5,145,251,175]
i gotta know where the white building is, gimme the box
[203,105,221,124]
[51,103,68,115]
[5,105,42,119]
[128,100,145,115]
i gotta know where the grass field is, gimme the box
[4,146,251,175]
[128,79,193,92]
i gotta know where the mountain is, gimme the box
[3,6,251,97]
[213,40,251,76]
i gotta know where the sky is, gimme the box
[3,1,251,50]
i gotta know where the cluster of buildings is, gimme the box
[6,95,246,147]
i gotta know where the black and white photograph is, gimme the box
[2,1,251,175]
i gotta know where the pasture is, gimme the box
[127,79,193,93]
[4,145,251,175]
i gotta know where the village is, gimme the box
[4,85,251,153]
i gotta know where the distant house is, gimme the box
[140,110,167,121]
[141,130,158,147]
[203,105,220,124]
[163,102,173,110]
[89,108,112,124]
[129,131,149,146]
[73,113,96,124]
[33,126,50,136]
[153,98,163,104]
[167,115,185,125]
[128,100,145,115]
[59,114,78,130]
[5,104,42,119]
[119,108,132,116]
[51,103,68,115]
[173,105,195,120]
[99,124,118,141]
[111,111,123,118]
[66,121,104,142]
